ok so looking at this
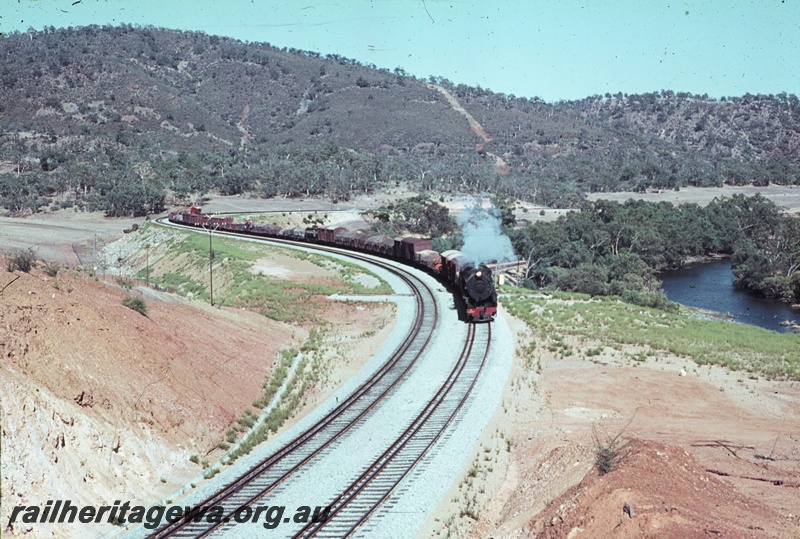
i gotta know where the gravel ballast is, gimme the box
[120,228,513,538]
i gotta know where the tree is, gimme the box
[491,194,516,227]
[365,195,455,237]
[554,264,610,296]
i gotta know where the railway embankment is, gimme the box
[0,223,396,538]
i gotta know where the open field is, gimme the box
[0,211,140,267]
[588,184,800,214]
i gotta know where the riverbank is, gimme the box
[660,258,800,333]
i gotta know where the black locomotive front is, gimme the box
[459,264,498,322]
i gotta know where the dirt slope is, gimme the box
[427,83,509,173]
[0,260,393,538]
[424,311,800,539]
[527,439,793,539]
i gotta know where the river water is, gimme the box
[659,259,800,333]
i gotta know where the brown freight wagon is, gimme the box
[318,226,347,244]
[416,250,442,272]
[441,250,464,283]
[336,229,356,247]
[252,223,283,236]
[396,237,433,263]
[337,229,367,249]
[366,235,395,256]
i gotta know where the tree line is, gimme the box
[508,195,800,306]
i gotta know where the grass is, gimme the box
[128,223,396,463]
[501,289,800,380]
[158,272,207,299]
[145,225,390,322]
[226,353,310,463]
[224,329,330,463]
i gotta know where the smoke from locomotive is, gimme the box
[457,202,516,266]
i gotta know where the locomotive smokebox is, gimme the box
[463,265,494,302]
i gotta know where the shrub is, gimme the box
[116,277,133,290]
[43,261,60,277]
[555,264,610,296]
[593,427,621,474]
[122,296,148,316]
[592,418,633,475]
[6,248,37,273]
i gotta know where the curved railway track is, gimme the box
[146,220,491,538]
[295,323,491,538]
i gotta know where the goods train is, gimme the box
[167,208,497,322]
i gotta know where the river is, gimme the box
[659,259,800,333]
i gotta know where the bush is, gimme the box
[6,248,37,273]
[116,277,134,290]
[555,264,610,296]
[43,261,60,277]
[122,296,148,316]
[621,289,679,312]
[592,425,625,475]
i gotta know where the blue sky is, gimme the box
[2,1,799,102]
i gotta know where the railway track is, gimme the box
[145,220,492,538]
[148,222,438,537]
[294,322,491,538]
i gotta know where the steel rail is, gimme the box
[292,323,492,538]
[149,221,440,538]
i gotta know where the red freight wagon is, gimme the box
[208,216,234,227]
[183,213,208,226]
[318,226,347,244]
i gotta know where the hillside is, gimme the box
[1,25,800,215]
[0,262,296,536]
[0,242,395,537]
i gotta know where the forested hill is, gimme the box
[1,25,800,216]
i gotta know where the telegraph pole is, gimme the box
[203,219,219,306]
[208,230,214,306]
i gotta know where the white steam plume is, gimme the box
[458,200,517,265]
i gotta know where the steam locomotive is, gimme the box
[167,208,498,322]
